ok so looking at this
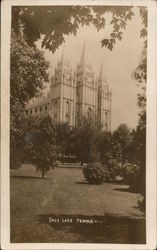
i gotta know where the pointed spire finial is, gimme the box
[80,39,86,65]
[61,44,65,63]
[99,61,103,81]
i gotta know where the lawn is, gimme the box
[10,164,145,243]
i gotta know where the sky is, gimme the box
[37,7,144,130]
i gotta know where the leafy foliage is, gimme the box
[83,163,105,184]
[11,30,49,107]
[95,131,122,181]
[28,115,56,178]
[132,46,146,197]
[10,102,30,168]
[137,194,145,212]
[12,6,147,53]
[10,30,49,169]
[121,163,145,194]
[73,116,98,164]
[97,131,121,164]
[101,8,135,50]
[113,124,132,166]
[55,123,76,157]
[132,48,146,114]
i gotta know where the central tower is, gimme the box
[50,47,76,126]
[97,62,112,131]
[75,41,97,126]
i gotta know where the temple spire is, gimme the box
[61,44,65,63]
[80,39,86,65]
[99,61,103,81]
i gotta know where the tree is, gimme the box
[11,6,147,53]
[73,117,98,165]
[113,124,132,167]
[95,130,122,181]
[11,30,49,107]
[55,122,76,157]
[132,48,146,113]
[96,131,112,163]
[10,106,28,168]
[10,30,49,168]
[129,49,146,195]
[29,115,56,178]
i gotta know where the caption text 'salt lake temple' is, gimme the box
[26,41,112,131]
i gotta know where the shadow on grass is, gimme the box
[113,187,138,194]
[74,181,90,185]
[37,213,146,243]
[11,175,48,180]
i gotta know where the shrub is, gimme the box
[29,115,56,178]
[10,140,22,169]
[32,149,56,178]
[103,160,122,182]
[83,163,105,184]
[121,163,145,193]
[10,149,21,169]
[137,194,145,212]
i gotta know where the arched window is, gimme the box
[105,111,108,121]
[40,107,42,112]
[45,105,47,111]
[65,114,70,124]
[105,123,108,131]
[65,100,70,113]
[54,101,57,112]
[35,108,37,113]
[87,106,92,118]
[54,114,57,123]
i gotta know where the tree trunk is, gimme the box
[41,170,45,179]
[121,148,124,167]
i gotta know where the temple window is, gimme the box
[105,112,108,121]
[87,106,93,120]
[54,114,57,123]
[66,114,70,124]
[65,100,70,113]
[105,123,108,131]
[55,101,57,112]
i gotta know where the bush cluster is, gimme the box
[83,163,105,184]
[10,145,22,169]
[121,163,145,193]
[137,194,145,212]
[10,153,21,169]
[83,161,145,194]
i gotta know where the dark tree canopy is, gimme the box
[11,30,49,107]
[10,30,49,141]
[12,6,147,53]
[10,29,49,168]
[72,116,98,164]
[27,115,56,178]
[113,123,132,166]
[133,48,146,114]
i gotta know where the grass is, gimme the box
[10,164,145,243]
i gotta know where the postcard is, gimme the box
[1,0,157,249]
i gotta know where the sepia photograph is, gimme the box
[1,0,157,249]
